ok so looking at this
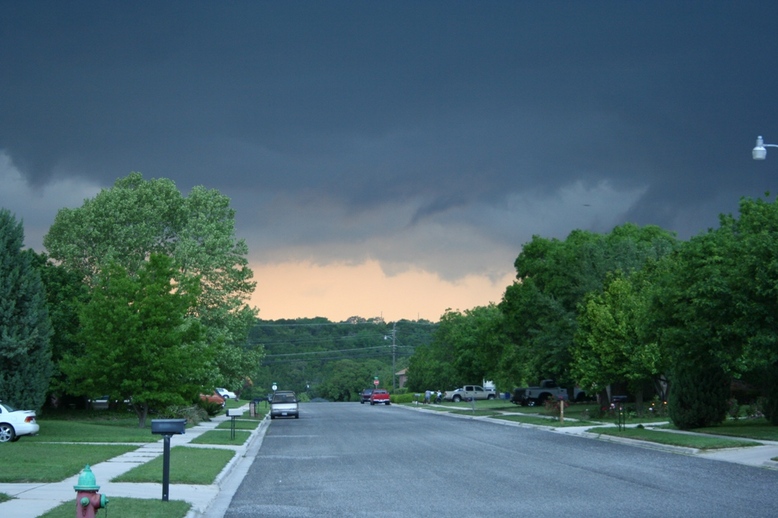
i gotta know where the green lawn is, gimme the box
[588,427,761,450]
[216,419,260,430]
[0,443,139,482]
[27,417,160,443]
[0,492,12,503]
[190,430,252,445]
[39,497,190,518]
[689,418,778,441]
[112,446,235,484]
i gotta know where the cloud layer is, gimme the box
[2,2,778,320]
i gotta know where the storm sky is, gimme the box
[2,1,778,321]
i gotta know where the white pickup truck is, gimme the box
[443,385,497,402]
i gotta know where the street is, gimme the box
[225,403,778,517]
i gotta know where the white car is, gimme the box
[0,402,40,443]
[215,388,237,399]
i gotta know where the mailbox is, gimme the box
[227,409,244,417]
[151,419,187,435]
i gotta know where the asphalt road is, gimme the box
[224,402,778,517]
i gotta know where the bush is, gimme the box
[158,405,210,425]
[195,399,224,417]
[391,393,417,404]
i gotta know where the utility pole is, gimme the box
[384,322,398,391]
[390,322,397,391]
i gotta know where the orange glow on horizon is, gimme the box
[249,260,515,323]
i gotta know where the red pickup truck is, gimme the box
[369,389,391,405]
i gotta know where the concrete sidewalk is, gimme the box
[0,405,269,518]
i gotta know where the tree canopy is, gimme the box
[43,172,261,389]
[63,254,213,427]
[0,209,53,411]
[44,172,257,345]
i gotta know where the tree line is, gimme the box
[408,197,778,430]
[248,317,435,401]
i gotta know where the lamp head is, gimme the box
[753,135,767,160]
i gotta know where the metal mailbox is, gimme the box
[151,419,187,435]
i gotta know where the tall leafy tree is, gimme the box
[572,270,665,409]
[43,172,260,387]
[64,254,213,427]
[0,210,53,410]
[500,224,677,387]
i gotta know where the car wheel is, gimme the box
[370,401,375,405]
[0,423,15,443]
[295,414,299,419]
[487,394,495,400]
[270,415,276,420]
[453,395,461,402]
[360,400,364,404]
[385,402,390,405]
[527,399,537,407]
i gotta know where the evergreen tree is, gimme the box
[668,355,729,430]
[0,209,53,410]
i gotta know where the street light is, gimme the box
[752,136,778,160]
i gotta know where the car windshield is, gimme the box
[273,394,296,403]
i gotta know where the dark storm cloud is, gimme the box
[2,1,778,265]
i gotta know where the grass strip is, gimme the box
[39,497,190,518]
[190,430,251,445]
[215,419,259,430]
[0,443,138,483]
[588,427,761,450]
[112,446,234,484]
[0,493,12,503]
[689,418,778,442]
[492,415,596,427]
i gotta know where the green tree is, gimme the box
[572,270,664,410]
[317,359,384,401]
[43,172,260,387]
[419,305,505,388]
[0,210,53,411]
[30,252,89,403]
[500,224,677,387]
[63,254,214,427]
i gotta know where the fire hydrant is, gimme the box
[74,464,108,518]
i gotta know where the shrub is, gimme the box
[669,358,728,430]
[158,405,209,425]
[391,393,417,404]
[195,399,224,417]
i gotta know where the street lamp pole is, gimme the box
[752,135,778,160]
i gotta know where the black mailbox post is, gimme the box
[151,419,186,501]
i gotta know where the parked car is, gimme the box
[443,385,497,402]
[360,388,373,404]
[270,391,299,419]
[369,389,391,405]
[216,387,237,400]
[200,392,225,407]
[0,402,40,443]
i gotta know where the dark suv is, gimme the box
[360,388,373,404]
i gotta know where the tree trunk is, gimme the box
[134,402,149,428]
